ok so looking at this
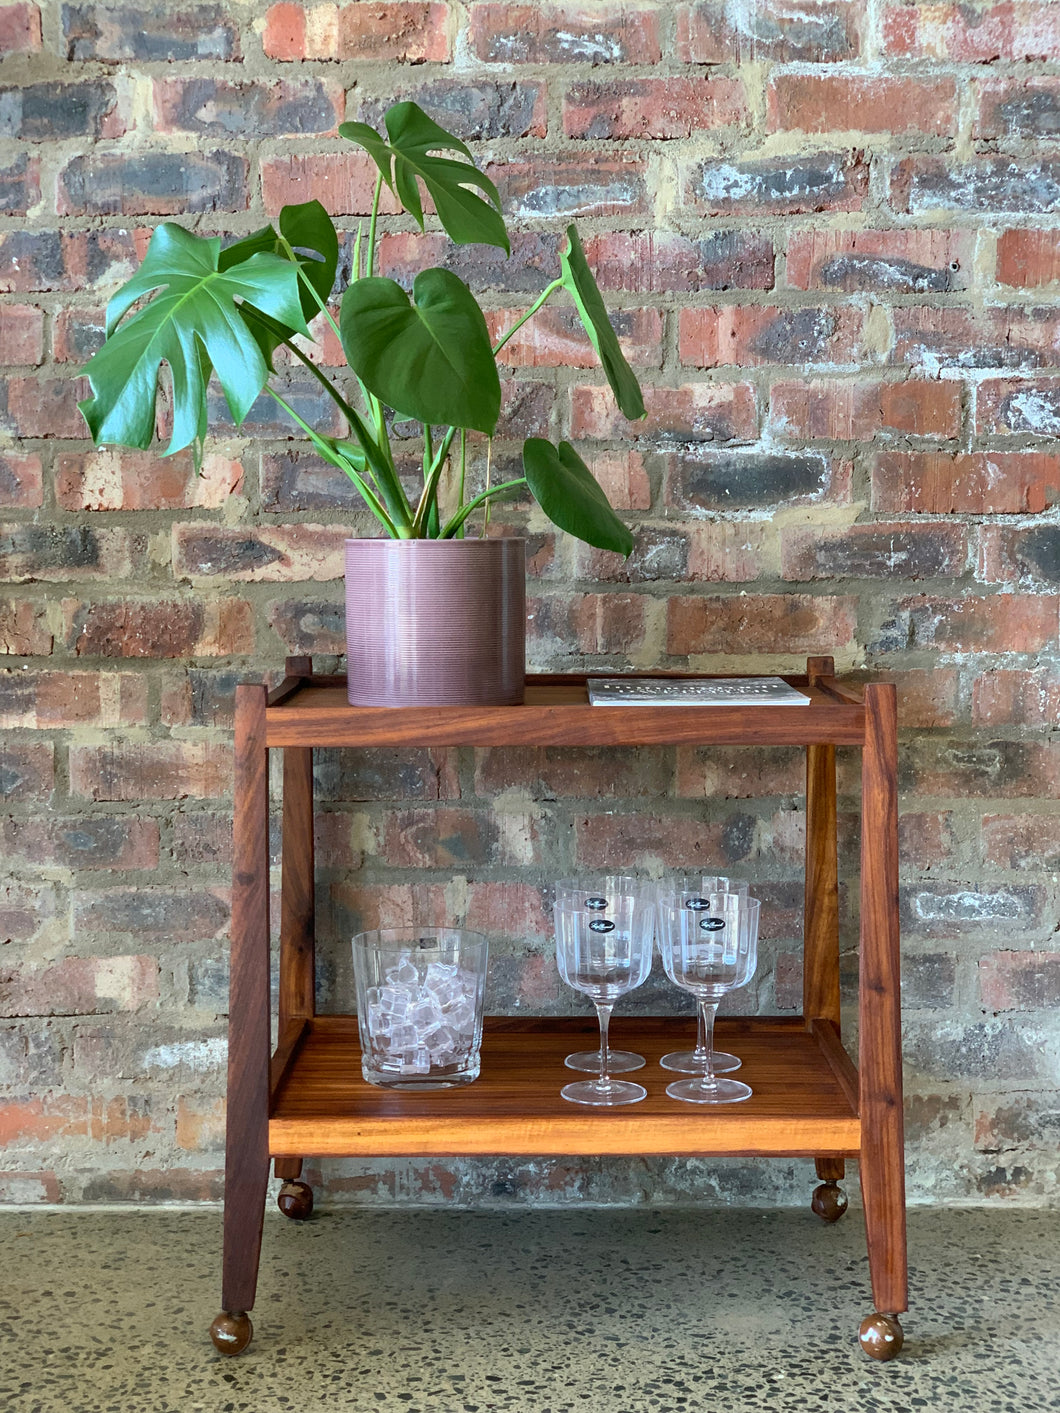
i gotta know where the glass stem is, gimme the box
[697,1000,720,1092]
[594,1001,615,1092]
[693,1004,708,1063]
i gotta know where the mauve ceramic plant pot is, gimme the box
[344,537,526,707]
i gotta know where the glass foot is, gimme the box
[565,1049,645,1074]
[659,1049,741,1075]
[561,1078,647,1106]
[666,1076,752,1105]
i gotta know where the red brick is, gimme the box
[58,151,247,217]
[782,522,968,581]
[0,229,140,294]
[686,523,773,583]
[879,668,960,729]
[0,306,43,365]
[667,594,858,656]
[0,1172,60,1203]
[175,1096,226,1152]
[580,449,651,512]
[872,451,1060,515]
[530,592,648,655]
[979,952,1060,1011]
[63,598,254,658]
[0,669,148,727]
[0,2,40,51]
[55,450,243,511]
[0,815,159,871]
[574,812,739,871]
[768,74,955,135]
[573,527,691,585]
[0,452,43,508]
[974,669,1060,727]
[267,596,346,655]
[675,746,805,799]
[974,77,1060,140]
[0,1097,90,1146]
[0,154,39,214]
[770,378,960,440]
[891,306,1060,373]
[465,881,549,943]
[0,955,159,1018]
[0,743,53,799]
[571,382,757,444]
[261,152,401,217]
[676,0,863,62]
[899,811,959,868]
[70,742,232,801]
[491,155,648,219]
[893,156,1060,217]
[903,738,1060,800]
[171,811,238,867]
[0,524,131,582]
[882,1,1060,61]
[679,306,862,368]
[474,745,669,800]
[974,1093,1060,1153]
[153,77,343,136]
[975,378,1060,437]
[786,228,972,293]
[469,3,660,63]
[897,594,1059,653]
[0,375,90,438]
[687,151,868,216]
[383,807,503,868]
[264,1,451,59]
[50,307,103,364]
[354,79,547,141]
[487,305,661,369]
[979,524,1060,588]
[173,525,348,582]
[564,77,747,139]
[73,887,228,937]
[580,230,774,293]
[0,599,51,654]
[330,879,450,933]
[982,814,1060,870]
[996,230,1060,289]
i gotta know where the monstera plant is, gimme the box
[77,101,648,705]
[79,100,644,548]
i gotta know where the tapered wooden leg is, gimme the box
[211,684,271,1357]
[857,683,907,1359]
[804,657,847,1219]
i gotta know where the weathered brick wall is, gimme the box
[1,0,1058,1207]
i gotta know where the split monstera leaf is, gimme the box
[78,100,645,552]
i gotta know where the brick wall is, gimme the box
[2,0,1058,1207]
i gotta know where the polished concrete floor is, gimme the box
[1,1205,1057,1412]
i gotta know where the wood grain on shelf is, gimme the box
[263,679,865,749]
[268,1016,861,1159]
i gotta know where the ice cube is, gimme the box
[389,1023,417,1051]
[410,994,442,1029]
[427,1023,457,1059]
[385,954,420,987]
[447,1000,475,1034]
[367,1004,391,1036]
[365,986,382,1009]
[412,1046,431,1075]
[379,985,411,1017]
[425,961,458,988]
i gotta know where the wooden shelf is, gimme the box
[269,1015,861,1159]
[264,673,866,748]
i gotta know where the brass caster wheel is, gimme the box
[210,1310,253,1356]
[811,1180,848,1223]
[859,1312,904,1361]
[278,1179,314,1220]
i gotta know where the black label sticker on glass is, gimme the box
[589,918,616,933]
[585,896,608,910]
[699,916,725,931]
[685,897,710,911]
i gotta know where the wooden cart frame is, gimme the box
[209,654,907,1361]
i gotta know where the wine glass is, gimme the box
[658,892,760,1104]
[554,892,654,1106]
[554,878,651,1074]
[658,876,751,1075]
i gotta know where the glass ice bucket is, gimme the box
[352,928,489,1089]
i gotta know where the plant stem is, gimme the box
[456,430,467,539]
[491,278,564,356]
[366,173,383,280]
[277,235,343,346]
[439,477,526,539]
[411,425,458,536]
[278,334,363,428]
[263,386,398,537]
[481,436,492,537]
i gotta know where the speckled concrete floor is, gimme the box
[1,1206,1057,1412]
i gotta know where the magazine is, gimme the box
[587,676,811,707]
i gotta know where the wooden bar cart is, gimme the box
[209,654,907,1362]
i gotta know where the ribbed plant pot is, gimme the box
[344,537,526,707]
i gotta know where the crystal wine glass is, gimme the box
[658,892,760,1104]
[658,876,751,1075]
[554,892,654,1106]
[554,878,651,1074]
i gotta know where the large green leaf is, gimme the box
[222,201,339,368]
[340,101,509,254]
[523,438,633,556]
[79,223,308,458]
[340,269,501,434]
[560,224,645,423]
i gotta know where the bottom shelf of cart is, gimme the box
[268,1015,861,1159]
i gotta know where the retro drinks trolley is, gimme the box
[210,654,906,1361]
